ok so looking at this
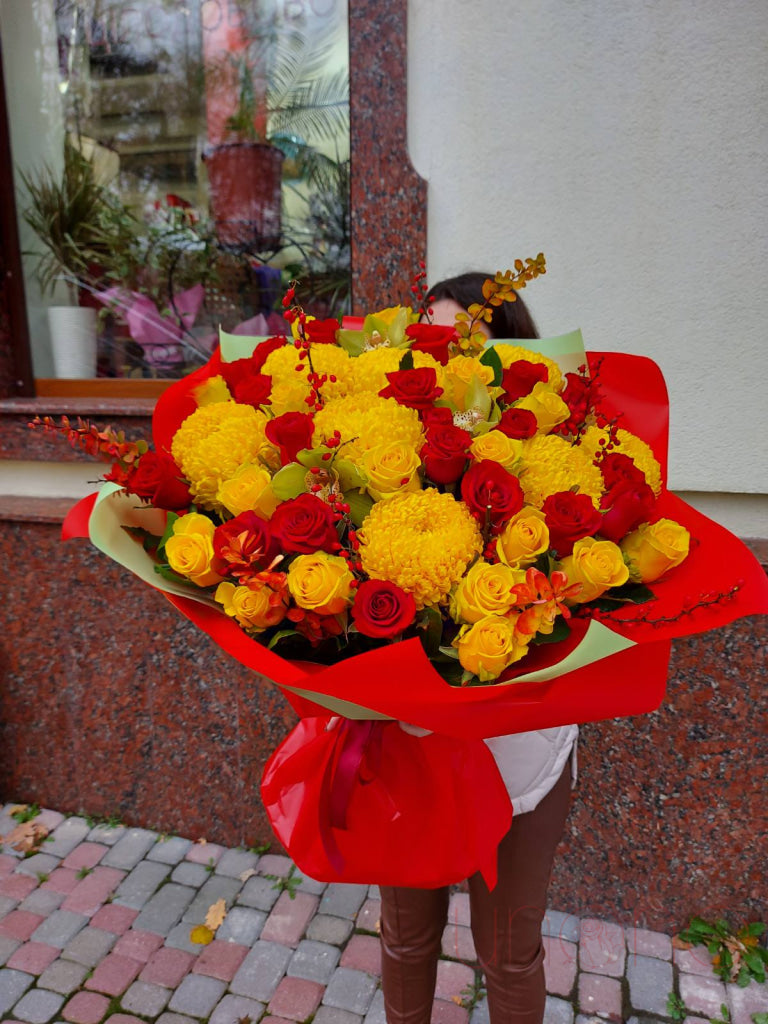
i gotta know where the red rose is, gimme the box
[542,491,602,557]
[265,412,315,465]
[124,452,191,511]
[306,318,341,344]
[214,511,278,577]
[250,335,289,374]
[233,373,272,409]
[500,360,548,403]
[405,323,457,364]
[379,367,443,410]
[598,479,656,543]
[599,452,646,490]
[496,408,538,439]
[351,580,417,638]
[460,460,524,529]
[421,406,454,428]
[270,493,339,554]
[216,336,286,389]
[422,424,472,484]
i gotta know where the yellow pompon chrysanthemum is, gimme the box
[172,402,271,511]
[518,434,605,509]
[312,393,424,465]
[491,344,563,392]
[193,375,231,406]
[358,489,483,609]
[262,344,352,400]
[580,426,663,496]
[351,348,445,395]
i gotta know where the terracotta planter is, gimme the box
[205,142,284,250]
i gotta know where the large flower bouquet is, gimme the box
[50,256,768,886]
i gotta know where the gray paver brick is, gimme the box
[306,915,354,946]
[295,873,328,896]
[679,973,727,1016]
[215,906,265,945]
[319,885,369,921]
[122,979,173,1016]
[545,995,575,1024]
[14,854,62,879]
[288,939,341,984]
[30,910,88,949]
[363,988,386,1024]
[181,876,243,923]
[469,995,490,1024]
[147,838,193,865]
[86,824,126,846]
[101,829,158,870]
[60,926,117,967]
[171,862,210,888]
[0,895,19,918]
[35,810,65,833]
[314,1006,363,1024]
[12,987,65,1023]
[0,935,22,966]
[729,978,768,1024]
[157,1013,199,1024]
[229,940,293,1002]
[367,886,380,900]
[237,875,280,912]
[256,854,293,877]
[627,953,673,1015]
[213,849,259,879]
[168,973,227,1017]
[113,860,171,910]
[0,967,35,1016]
[542,909,581,944]
[19,889,66,916]
[165,922,210,955]
[323,967,377,1015]
[132,883,196,936]
[208,993,266,1024]
[44,819,91,859]
[37,958,90,995]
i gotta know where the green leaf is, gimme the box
[399,349,414,372]
[589,582,656,611]
[344,488,374,528]
[744,949,765,980]
[530,617,571,645]
[122,524,161,553]
[745,922,766,937]
[267,629,301,650]
[479,344,503,386]
[417,606,444,659]
[751,1013,768,1024]
[155,512,179,557]
[438,645,460,660]
[271,462,308,500]
[153,563,195,587]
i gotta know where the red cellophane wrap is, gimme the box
[64,347,768,887]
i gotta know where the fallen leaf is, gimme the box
[189,924,215,945]
[3,821,49,853]
[451,996,463,1006]
[671,935,693,950]
[195,837,207,845]
[205,898,227,931]
[8,805,28,816]
[239,868,257,883]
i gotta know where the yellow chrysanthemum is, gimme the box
[518,434,605,509]
[491,344,563,392]
[171,402,271,511]
[312,393,424,465]
[351,348,445,395]
[358,489,483,609]
[262,344,352,400]
[580,426,663,496]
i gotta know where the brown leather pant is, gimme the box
[379,761,573,1024]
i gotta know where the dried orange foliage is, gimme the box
[2,820,49,853]
[189,897,228,946]
[453,255,547,353]
[28,415,147,467]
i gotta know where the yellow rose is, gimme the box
[453,614,530,682]
[165,513,223,587]
[620,518,690,583]
[217,464,278,519]
[445,356,495,408]
[558,536,629,603]
[515,382,570,433]
[496,508,550,568]
[287,552,355,615]
[360,442,422,501]
[450,560,524,623]
[470,431,523,471]
[215,581,286,631]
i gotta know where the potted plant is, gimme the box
[21,139,135,377]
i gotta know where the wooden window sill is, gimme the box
[35,378,175,399]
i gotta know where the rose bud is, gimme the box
[233,373,272,409]
[351,579,417,638]
[542,491,603,557]
[270,493,340,554]
[379,367,443,410]
[496,408,538,440]
[598,479,656,544]
[422,424,472,484]
[123,452,191,511]
[405,323,457,364]
[265,411,315,465]
[460,460,524,529]
[500,360,549,403]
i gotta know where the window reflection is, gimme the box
[4,0,349,379]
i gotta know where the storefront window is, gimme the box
[1,0,349,380]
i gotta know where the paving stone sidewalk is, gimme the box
[1,804,766,1024]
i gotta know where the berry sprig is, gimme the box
[454,255,547,353]
[28,415,147,467]
[410,261,435,321]
[589,582,744,626]
[283,281,328,411]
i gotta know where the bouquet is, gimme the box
[46,257,768,886]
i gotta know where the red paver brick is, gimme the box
[579,972,622,1017]
[62,844,108,872]
[356,899,381,932]
[89,904,139,935]
[268,977,324,1021]
[0,909,45,941]
[447,892,471,929]
[261,891,318,948]
[340,934,382,976]
[105,1017,144,1024]
[184,842,225,865]
[139,946,196,987]
[6,940,60,974]
[0,874,37,900]
[625,926,672,960]
[192,939,249,981]
[260,1018,294,1024]
[0,854,17,875]
[62,867,125,916]
[579,919,625,977]
[41,868,81,895]
[441,923,477,962]
[434,960,475,1001]
[84,952,143,996]
[112,929,164,963]
[543,934,578,997]
[431,1000,470,1024]
[673,945,717,976]
[63,990,110,1024]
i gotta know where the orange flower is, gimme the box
[511,567,581,635]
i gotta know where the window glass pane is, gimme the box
[1,0,349,379]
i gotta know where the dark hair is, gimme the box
[428,272,539,340]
